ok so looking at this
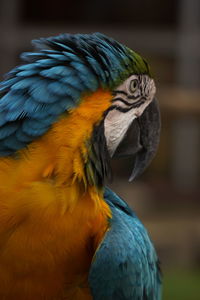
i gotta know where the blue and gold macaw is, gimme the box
[0,33,161,299]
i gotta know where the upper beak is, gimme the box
[113,98,161,181]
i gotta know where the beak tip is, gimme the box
[128,165,139,182]
[128,173,135,182]
[129,173,140,182]
[128,176,134,182]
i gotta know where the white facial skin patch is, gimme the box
[104,109,137,157]
[104,74,156,157]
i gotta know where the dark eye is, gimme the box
[129,79,138,93]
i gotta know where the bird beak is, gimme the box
[113,98,161,181]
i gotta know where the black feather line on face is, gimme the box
[109,99,145,113]
[112,90,128,97]
[127,94,140,100]
[112,97,136,106]
[84,119,112,187]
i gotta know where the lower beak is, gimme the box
[113,98,161,181]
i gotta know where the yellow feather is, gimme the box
[0,89,112,299]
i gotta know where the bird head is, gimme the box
[104,74,159,181]
[0,33,160,185]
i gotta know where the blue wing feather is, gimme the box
[0,92,24,113]
[22,120,48,136]
[0,123,19,140]
[15,129,33,143]
[0,112,7,126]
[10,77,40,90]
[89,187,162,300]
[46,53,69,61]
[35,58,58,67]
[2,134,26,150]
[17,63,40,71]
[60,76,85,92]
[17,70,39,77]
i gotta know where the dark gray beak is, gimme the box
[113,98,161,181]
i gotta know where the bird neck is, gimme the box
[43,89,112,188]
[12,89,112,198]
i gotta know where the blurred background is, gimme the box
[0,0,200,298]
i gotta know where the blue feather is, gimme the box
[70,61,91,76]
[86,56,107,85]
[17,70,39,77]
[34,114,56,125]
[40,66,74,79]
[70,62,98,91]
[0,77,19,90]
[5,109,26,121]
[11,77,40,90]
[53,42,75,53]
[0,93,11,109]
[15,129,33,143]
[60,76,85,92]
[47,81,68,96]
[22,126,48,137]
[79,73,98,91]
[0,123,19,140]
[0,112,7,126]
[31,110,53,119]
[20,52,45,61]
[0,149,13,156]
[0,86,9,93]
[17,64,39,71]
[0,85,9,93]
[63,84,81,101]
[58,97,75,110]
[4,68,18,78]
[22,119,47,130]
[89,187,162,300]
[46,53,68,61]
[62,52,82,63]
[35,59,58,67]
[4,95,26,111]
[23,97,47,114]
[22,119,48,136]
[41,50,60,54]
[2,135,26,150]
[75,39,91,54]
[30,81,59,103]
[23,97,68,116]
[0,92,25,110]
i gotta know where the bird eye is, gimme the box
[129,79,138,93]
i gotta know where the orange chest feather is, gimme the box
[0,89,112,299]
[0,181,111,299]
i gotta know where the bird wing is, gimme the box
[89,187,162,300]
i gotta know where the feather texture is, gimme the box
[0,33,150,156]
[89,188,162,300]
[0,32,161,299]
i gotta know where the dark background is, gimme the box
[0,0,200,299]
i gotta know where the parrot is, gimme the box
[0,33,161,299]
